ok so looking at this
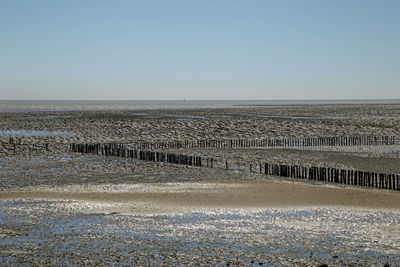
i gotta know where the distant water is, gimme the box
[0,100,399,112]
[0,129,73,137]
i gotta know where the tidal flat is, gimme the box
[1,101,400,266]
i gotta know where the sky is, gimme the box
[0,0,399,100]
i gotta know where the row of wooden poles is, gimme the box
[1,142,49,153]
[70,142,400,191]
[5,137,50,153]
[263,163,399,191]
[69,143,207,167]
[131,136,396,150]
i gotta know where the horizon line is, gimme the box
[1,98,400,102]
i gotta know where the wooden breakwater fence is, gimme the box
[69,143,210,167]
[263,163,399,191]
[1,140,49,154]
[130,136,396,150]
[70,142,400,191]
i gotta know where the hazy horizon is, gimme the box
[2,99,400,113]
[2,98,400,102]
[1,1,399,100]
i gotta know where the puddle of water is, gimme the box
[164,114,207,119]
[0,201,399,266]
[134,113,207,119]
[0,129,73,137]
[258,115,398,120]
[134,113,233,120]
[18,115,72,120]
[212,115,232,118]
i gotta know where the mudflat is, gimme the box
[1,101,400,266]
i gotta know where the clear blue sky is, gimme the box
[1,0,399,100]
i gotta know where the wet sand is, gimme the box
[1,180,400,215]
[2,199,399,266]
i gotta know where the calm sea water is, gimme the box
[0,99,399,112]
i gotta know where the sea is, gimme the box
[0,99,399,112]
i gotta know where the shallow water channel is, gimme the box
[0,129,73,137]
